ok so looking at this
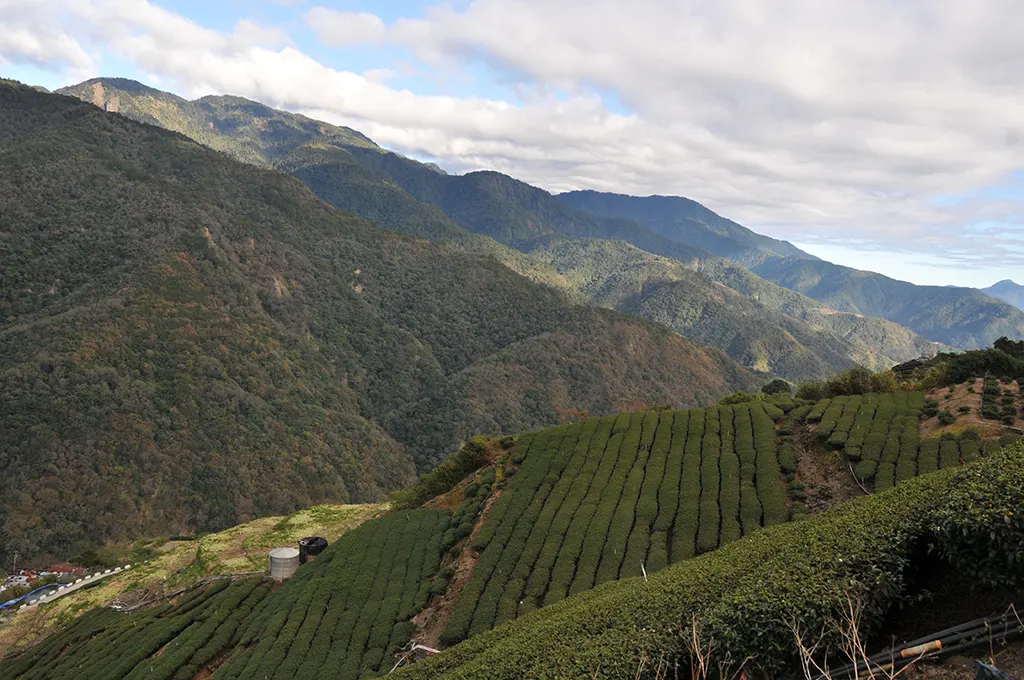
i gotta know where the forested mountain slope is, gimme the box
[332,148,942,372]
[526,238,941,376]
[0,82,759,562]
[750,257,1024,347]
[558,189,815,266]
[560,189,1024,348]
[58,79,942,380]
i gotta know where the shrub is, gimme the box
[719,391,763,405]
[796,380,828,401]
[937,411,956,426]
[396,454,1011,680]
[762,379,793,395]
[392,437,496,510]
[929,445,1024,589]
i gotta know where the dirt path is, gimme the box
[412,486,504,649]
[794,426,864,512]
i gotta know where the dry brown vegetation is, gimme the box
[923,378,1023,438]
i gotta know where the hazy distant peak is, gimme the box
[982,279,1024,310]
[558,189,816,266]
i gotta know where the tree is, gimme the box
[761,379,792,396]
[994,336,1024,358]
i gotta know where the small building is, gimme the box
[42,564,86,577]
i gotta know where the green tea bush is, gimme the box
[696,410,722,554]
[917,438,940,475]
[779,403,812,436]
[806,398,830,422]
[752,403,788,526]
[929,444,1024,588]
[673,409,705,562]
[718,407,742,545]
[398,452,1019,680]
[778,442,798,474]
[817,396,848,437]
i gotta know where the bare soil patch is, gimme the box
[873,558,1023,680]
[924,379,1023,439]
[898,640,1024,680]
[794,428,865,512]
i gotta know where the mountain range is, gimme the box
[0,80,757,562]
[2,76,1022,561]
[558,189,814,266]
[55,79,1024,358]
[57,78,976,381]
[562,189,1024,348]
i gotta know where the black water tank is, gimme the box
[297,536,328,564]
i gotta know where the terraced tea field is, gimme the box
[0,578,272,680]
[807,391,1012,490]
[441,402,791,644]
[4,391,1019,679]
[0,510,451,680]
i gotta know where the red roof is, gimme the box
[45,564,85,574]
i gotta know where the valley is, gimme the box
[57,78,957,381]
[0,75,1021,680]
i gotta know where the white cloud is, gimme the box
[305,8,386,47]
[0,1,95,79]
[2,0,1024,276]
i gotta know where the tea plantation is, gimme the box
[0,578,271,680]
[2,393,1019,679]
[0,510,451,680]
[440,401,791,644]
[396,443,1024,679]
[808,392,1008,490]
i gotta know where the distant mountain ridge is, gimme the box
[558,189,816,266]
[982,280,1024,311]
[57,78,946,378]
[558,190,1024,348]
[749,258,1024,348]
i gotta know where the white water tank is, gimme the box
[268,547,300,581]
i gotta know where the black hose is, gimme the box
[897,613,1007,649]
[811,608,1022,680]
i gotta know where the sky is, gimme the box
[2,0,1023,289]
